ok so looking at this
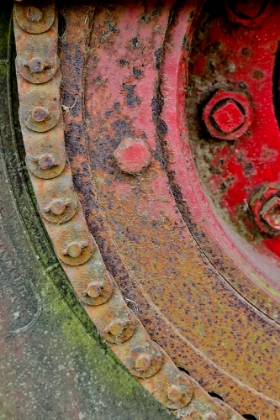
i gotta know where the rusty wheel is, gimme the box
[2,0,280,418]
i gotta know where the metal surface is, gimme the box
[8,0,280,419]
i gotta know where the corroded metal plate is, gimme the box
[10,0,280,419]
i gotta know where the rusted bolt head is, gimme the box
[27,7,43,22]
[135,354,151,372]
[167,385,184,403]
[260,196,280,231]
[38,153,55,170]
[104,314,136,344]
[47,199,67,216]
[250,185,280,235]
[84,281,104,299]
[113,137,152,174]
[63,242,85,258]
[212,100,245,134]
[106,319,129,337]
[203,90,253,141]
[32,106,48,123]
[28,57,45,74]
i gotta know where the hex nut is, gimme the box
[203,90,253,141]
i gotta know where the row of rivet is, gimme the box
[13,2,239,418]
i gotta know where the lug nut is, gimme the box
[27,7,43,23]
[32,106,48,123]
[212,100,245,134]
[84,281,104,299]
[113,137,152,174]
[250,185,280,235]
[135,354,151,372]
[260,196,280,230]
[63,241,87,258]
[167,385,183,403]
[203,90,253,141]
[38,153,55,170]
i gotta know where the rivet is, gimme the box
[103,314,136,344]
[106,318,129,337]
[38,153,55,170]
[45,199,68,216]
[27,7,43,23]
[26,57,46,74]
[135,354,151,372]
[167,385,183,403]
[63,242,86,258]
[83,281,104,299]
[32,106,48,123]
[113,137,152,174]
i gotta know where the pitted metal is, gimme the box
[13,1,245,418]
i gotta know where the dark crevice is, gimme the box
[208,392,224,401]
[178,367,190,376]
[242,415,258,420]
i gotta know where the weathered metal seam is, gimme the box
[12,1,242,418]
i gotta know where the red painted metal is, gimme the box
[187,0,280,267]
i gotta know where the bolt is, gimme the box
[167,385,183,403]
[63,242,87,258]
[234,0,265,19]
[27,6,43,23]
[106,318,130,337]
[135,354,151,372]
[212,100,245,134]
[113,137,152,174]
[26,57,47,74]
[260,196,280,232]
[32,106,48,123]
[250,186,280,235]
[203,90,253,140]
[83,281,104,299]
[38,154,55,170]
[45,199,68,216]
